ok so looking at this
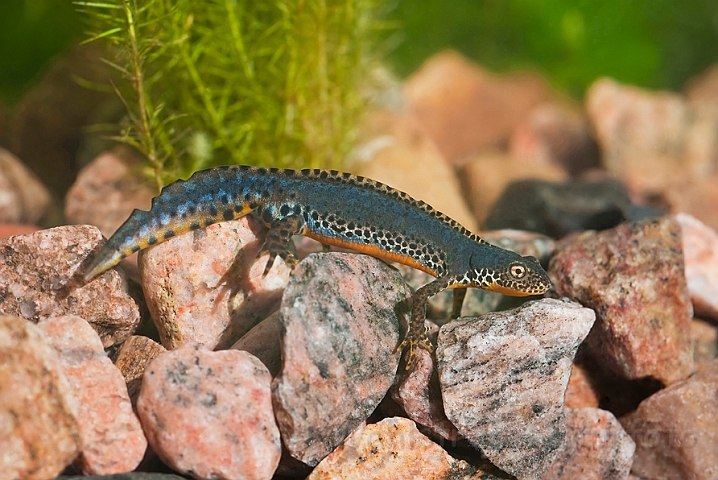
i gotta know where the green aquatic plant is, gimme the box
[75,0,385,191]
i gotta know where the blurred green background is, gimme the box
[1,0,718,106]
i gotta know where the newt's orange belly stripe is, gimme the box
[305,232,439,277]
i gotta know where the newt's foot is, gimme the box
[397,325,434,370]
[259,249,298,277]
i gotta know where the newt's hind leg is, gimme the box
[258,214,306,277]
[398,278,450,368]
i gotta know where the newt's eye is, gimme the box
[510,264,526,279]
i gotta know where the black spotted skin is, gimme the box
[85,166,552,363]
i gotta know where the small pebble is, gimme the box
[586,77,718,196]
[0,148,51,224]
[137,344,281,480]
[391,346,460,441]
[564,363,600,409]
[404,50,549,162]
[508,101,600,175]
[113,335,167,406]
[675,212,718,320]
[307,417,479,480]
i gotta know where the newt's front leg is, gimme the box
[398,278,451,367]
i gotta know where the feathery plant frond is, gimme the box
[76,0,386,190]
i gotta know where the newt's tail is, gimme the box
[83,166,268,281]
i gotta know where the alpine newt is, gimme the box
[84,166,552,363]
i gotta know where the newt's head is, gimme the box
[467,247,552,296]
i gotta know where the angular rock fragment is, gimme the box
[272,253,407,466]
[113,335,167,406]
[0,225,140,347]
[621,358,718,480]
[543,407,635,480]
[692,319,718,370]
[391,347,459,441]
[307,417,480,480]
[404,50,550,162]
[586,77,718,196]
[564,363,600,409]
[140,217,290,349]
[508,102,600,175]
[231,310,282,376]
[137,344,281,480]
[675,212,718,320]
[549,216,694,385]
[65,148,154,239]
[0,315,81,480]
[37,315,147,475]
[437,298,595,480]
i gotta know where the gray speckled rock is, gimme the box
[272,252,407,466]
[437,298,595,480]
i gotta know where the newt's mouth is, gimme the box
[484,282,536,297]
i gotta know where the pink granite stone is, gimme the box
[404,50,550,163]
[113,335,167,407]
[438,298,595,480]
[549,217,694,385]
[231,310,282,376]
[137,344,281,480]
[564,363,600,409]
[140,217,290,349]
[65,148,154,240]
[692,319,718,370]
[391,347,459,441]
[272,253,407,466]
[509,102,599,175]
[0,148,51,224]
[0,225,140,347]
[585,77,718,196]
[64,148,155,281]
[543,407,634,480]
[37,315,147,475]
[0,316,81,480]
[621,358,718,480]
[308,417,481,480]
[675,212,718,320]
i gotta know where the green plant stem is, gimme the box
[122,0,162,192]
